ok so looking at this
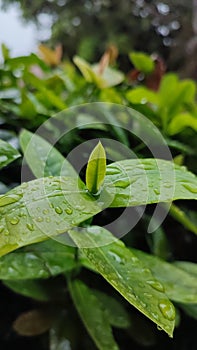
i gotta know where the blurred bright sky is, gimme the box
[0,0,52,59]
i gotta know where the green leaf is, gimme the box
[69,279,119,350]
[73,56,124,88]
[0,240,76,279]
[0,139,20,170]
[126,87,158,105]
[132,249,197,304]
[169,204,197,235]
[104,159,197,207]
[173,261,197,278]
[86,141,106,194]
[167,113,197,135]
[0,177,103,256]
[129,52,155,74]
[3,279,51,301]
[68,227,176,337]
[1,43,10,61]
[20,129,77,178]
[92,290,131,328]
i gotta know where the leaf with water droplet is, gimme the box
[86,141,106,195]
[19,129,77,178]
[132,249,197,304]
[0,177,103,256]
[0,239,77,280]
[104,159,197,207]
[0,139,21,170]
[68,227,175,337]
[69,279,119,350]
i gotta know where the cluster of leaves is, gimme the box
[0,45,197,350]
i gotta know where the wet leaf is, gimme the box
[104,159,197,207]
[0,176,103,256]
[69,227,176,337]
[0,139,20,170]
[20,129,77,178]
[132,249,197,304]
[0,239,76,279]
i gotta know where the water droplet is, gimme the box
[106,167,120,175]
[10,217,19,225]
[158,299,176,321]
[50,203,54,208]
[108,250,124,263]
[26,223,34,231]
[21,182,28,189]
[154,188,160,195]
[36,217,44,222]
[147,280,165,292]
[131,256,139,263]
[4,230,9,236]
[0,226,4,233]
[182,184,197,194]
[42,209,49,215]
[151,312,159,320]
[46,217,51,223]
[113,178,131,188]
[55,206,63,214]
[164,183,172,188]
[65,207,73,215]
[0,194,22,207]
[143,292,153,298]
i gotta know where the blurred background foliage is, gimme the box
[1,0,197,78]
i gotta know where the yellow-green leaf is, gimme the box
[86,141,106,194]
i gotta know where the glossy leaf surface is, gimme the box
[69,227,176,337]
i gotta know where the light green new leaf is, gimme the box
[20,129,77,178]
[86,141,106,194]
[132,249,197,304]
[126,87,158,105]
[69,279,119,350]
[167,113,197,135]
[73,56,124,88]
[0,139,20,170]
[129,52,155,74]
[105,159,197,207]
[69,227,176,337]
[0,240,76,279]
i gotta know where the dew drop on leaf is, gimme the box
[65,207,73,215]
[35,217,44,222]
[10,217,19,225]
[55,206,63,214]
[154,188,160,195]
[26,223,34,231]
[158,300,176,321]
[182,183,197,194]
[113,178,131,188]
[146,280,165,292]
